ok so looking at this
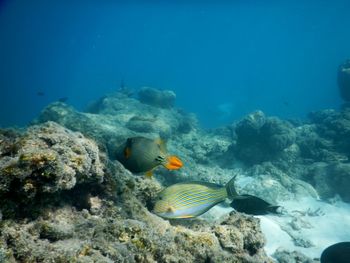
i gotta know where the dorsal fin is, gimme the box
[124,147,132,159]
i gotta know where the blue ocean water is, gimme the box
[0,0,349,128]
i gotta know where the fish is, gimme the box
[321,242,350,263]
[153,177,238,219]
[229,194,280,215]
[118,136,183,177]
[37,91,45,96]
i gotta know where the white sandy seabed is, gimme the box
[205,197,350,261]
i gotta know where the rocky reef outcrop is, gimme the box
[218,107,350,204]
[272,249,318,263]
[138,86,176,109]
[0,120,271,262]
[0,130,272,262]
[232,111,296,165]
[34,88,350,203]
[35,91,232,187]
[308,108,350,159]
[2,86,350,262]
[0,121,106,218]
[0,195,272,263]
[37,92,197,158]
[306,162,350,202]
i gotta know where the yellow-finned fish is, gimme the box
[153,177,238,219]
[118,136,183,177]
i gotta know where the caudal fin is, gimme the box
[267,205,281,214]
[225,175,239,199]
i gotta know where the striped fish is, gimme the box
[153,177,238,219]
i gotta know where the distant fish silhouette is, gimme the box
[283,101,289,107]
[58,97,68,103]
[37,91,45,96]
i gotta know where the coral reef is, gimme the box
[272,249,317,263]
[233,111,296,165]
[0,93,273,262]
[308,108,350,159]
[138,86,176,109]
[0,121,105,218]
[0,151,272,263]
[0,204,272,263]
[37,92,197,159]
[36,90,346,202]
[236,163,319,204]
[306,162,350,201]
[2,86,350,261]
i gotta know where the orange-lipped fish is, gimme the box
[118,136,183,177]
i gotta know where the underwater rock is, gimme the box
[0,120,272,262]
[0,158,273,263]
[0,206,272,263]
[0,121,105,218]
[126,116,157,133]
[272,248,317,263]
[214,212,267,257]
[308,108,350,159]
[295,124,345,163]
[338,59,350,102]
[37,92,198,159]
[233,111,296,164]
[138,86,176,109]
[173,130,232,166]
[236,163,319,204]
[15,89,350,260]
[235,110,266,142]
[306,162,350,202]
[261,117,296,152]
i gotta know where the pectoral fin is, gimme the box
[145,170,153,178]
[124,147,132,159]
[167,206,175,213]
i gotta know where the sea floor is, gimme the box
[206,197,350,260]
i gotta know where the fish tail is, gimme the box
[268,205,281,214]
[225,175,239,199]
